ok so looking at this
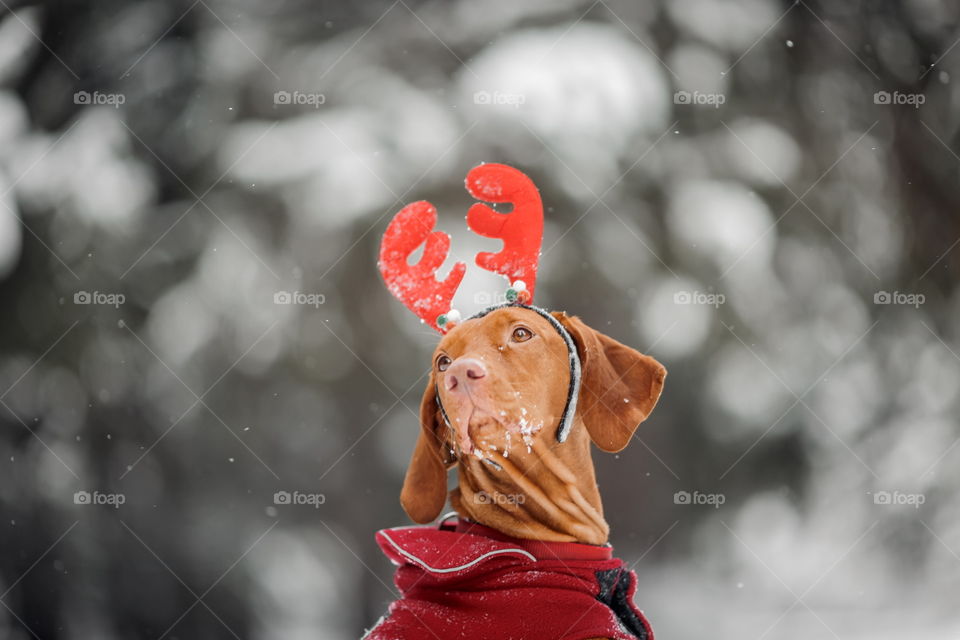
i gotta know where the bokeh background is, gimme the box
[1,0,959,638]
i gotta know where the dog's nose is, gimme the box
[445,357,487,391]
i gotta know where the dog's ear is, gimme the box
[553,312,666,452]
[400,372,451,523]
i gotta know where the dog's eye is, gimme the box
[511,326,533,342]
[436,355,452,371]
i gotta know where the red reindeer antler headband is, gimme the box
[378,163,544,333]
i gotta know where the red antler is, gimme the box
[378,201,466,332]
[465,164,544,300]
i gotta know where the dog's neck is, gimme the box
[449,419,610,546]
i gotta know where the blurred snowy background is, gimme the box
[1,0,959,638]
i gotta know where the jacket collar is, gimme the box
[376,515,613,578]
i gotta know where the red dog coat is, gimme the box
[364,518,654,640]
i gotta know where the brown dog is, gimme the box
[402,305,666,546]
[368,165,665,638]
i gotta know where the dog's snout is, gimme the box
[444,357,487,391]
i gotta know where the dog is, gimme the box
[365,304,666,639]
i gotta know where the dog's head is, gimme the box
[400,306,667,523]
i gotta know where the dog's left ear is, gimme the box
[400,371,453,523]
[553,312,666,452]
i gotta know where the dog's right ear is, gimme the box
[400,372,451,523]
[553,311,666,453]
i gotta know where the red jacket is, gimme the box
[364,518,654,640]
